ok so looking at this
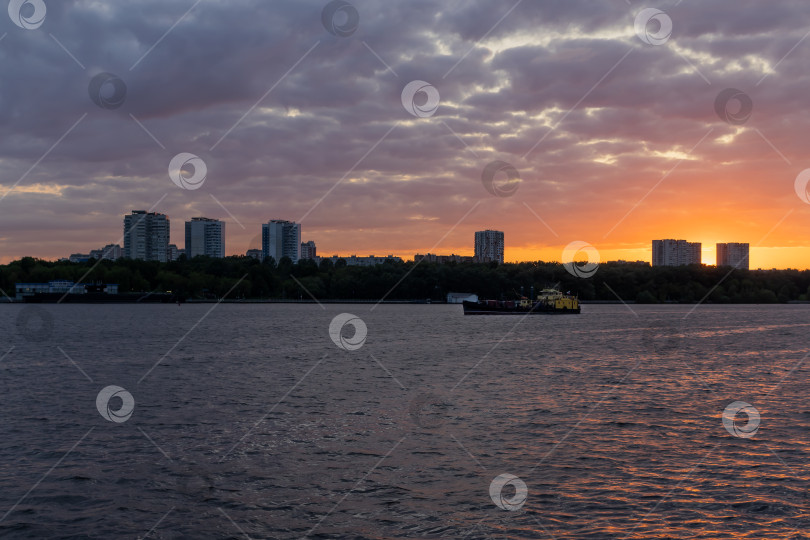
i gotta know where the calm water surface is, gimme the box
[1,303,809,539]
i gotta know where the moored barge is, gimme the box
[462,288,580,315]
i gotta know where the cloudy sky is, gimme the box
[2,0,810,268]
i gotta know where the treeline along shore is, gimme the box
[2,256,810,303]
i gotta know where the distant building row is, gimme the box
[652,239,749,269]
[65,243,123,263]
[414,253,475,264]
[61,211,508,265]
[122,212,225,262]
[254,223,505,265]
[118,213,313,263]
[417,230,505,264]
[315,254,402,266]
[64,220,750,271]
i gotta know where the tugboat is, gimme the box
[462,288,580,315]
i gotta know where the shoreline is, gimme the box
[5,299,810,305]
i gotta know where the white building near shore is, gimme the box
[446,292,478,304]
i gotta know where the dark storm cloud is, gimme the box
[1,0,810,261]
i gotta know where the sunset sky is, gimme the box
[2,0,810,269]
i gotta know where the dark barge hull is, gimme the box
[462,300,580,315]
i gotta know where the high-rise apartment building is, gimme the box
[185,217,225,258]
[262,220,301,263]
[716,242,749,270]
[474,230,504,263]
[300,241,317,260]
[651,239,702,266]
[123,211,170,262]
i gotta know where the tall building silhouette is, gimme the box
[300,240,317,260]
[123,211,170,262]
[652,239,701,266]
[475,230,504,263]
[716,242,749,270]
[262,220,301,263]
[185,217,225,258]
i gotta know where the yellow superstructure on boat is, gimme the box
[537,288,579,311]
[464,288,580,315]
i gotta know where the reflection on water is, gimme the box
[0,303,809,538]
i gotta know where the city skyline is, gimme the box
[47,210,762,268]
[39,226,769,267]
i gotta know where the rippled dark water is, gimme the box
[1,303,809,539]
